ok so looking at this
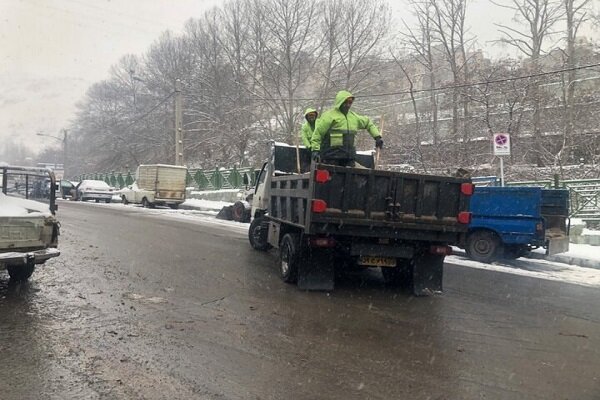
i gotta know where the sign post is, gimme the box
[493,133,511,187]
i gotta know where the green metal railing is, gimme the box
[76,166,256,191]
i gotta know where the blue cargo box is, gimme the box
[465,186,569,262]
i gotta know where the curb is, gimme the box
[524,251,600,270]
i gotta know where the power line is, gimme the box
[184,62,600,103]
[365,63,600,99]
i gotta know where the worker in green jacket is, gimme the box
[299,108,318,149]
[310,90,383,166]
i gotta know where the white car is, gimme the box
[76,180,114,203]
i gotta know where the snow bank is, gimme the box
[182,198,233,211]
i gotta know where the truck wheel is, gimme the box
[121,196,129,205]
[232,201,251,223]
[7,261,35,282]
[142,198,152,208]
[248,218,272,251]
[105,199,111,204]
[169,204,179,210]
[95,199,100,203]
[279,233,301,283]
[466,231,500,263]
[382,259,412,286]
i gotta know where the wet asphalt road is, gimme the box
[1,201,599,400]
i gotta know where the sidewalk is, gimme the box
[526,243,600,270]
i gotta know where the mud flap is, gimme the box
[412,253,444,296]
[297,249,335,291]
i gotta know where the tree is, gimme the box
[429,0,474,165]
[495,0,564,166]
[400,0,440,147]
[556,0,592,170]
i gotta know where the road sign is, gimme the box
[493,133,511,156]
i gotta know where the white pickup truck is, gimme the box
[0,166,60,281]
[119,164,188,209]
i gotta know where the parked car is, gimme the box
[59,179,76,199]
[75,180,114,203]
[0,165,61,281]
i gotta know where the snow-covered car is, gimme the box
[75,180,114,203]
[0,166,60,281]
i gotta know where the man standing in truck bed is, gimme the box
[310,90,383,166]
[300,107,318,150]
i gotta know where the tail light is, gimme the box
[312,199,327,213]
[457,212,471,224]
[430,245,453,255]
[460,183,474,196]
[309,237,336,248]
[315,169,331,183]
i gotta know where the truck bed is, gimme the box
[268,163,470,243]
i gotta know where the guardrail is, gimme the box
[76,166,257,191]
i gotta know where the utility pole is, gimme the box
[62,129,68,179]
[174,79,184,166]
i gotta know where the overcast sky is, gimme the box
[0,0,592,156]
[0,0,220,154]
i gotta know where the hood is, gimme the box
[334,90,354,110]
[304,107,317,117]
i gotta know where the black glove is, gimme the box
[375,137,384,149]
[311,151,320,161]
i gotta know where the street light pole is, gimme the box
[174,79,184,166]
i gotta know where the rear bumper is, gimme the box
[0,248,60,267]
[81,192,112,199]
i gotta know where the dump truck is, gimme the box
[0,166,60,281]
[464,186,570,262]
[247,144,473,294]
[120,164,188,209]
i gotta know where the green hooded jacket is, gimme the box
[300,108,318,149]
[310,90,380,154]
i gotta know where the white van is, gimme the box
[120,164,187,209]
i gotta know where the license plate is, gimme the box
[357,256,396,267]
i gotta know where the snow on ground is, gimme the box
[64,198,248,233]
[183,198,234,211]
[532,242,600,262]
[448,252,600,288]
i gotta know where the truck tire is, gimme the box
[105,199,111,204]
[382,259,412,286]
[121,196,129,205]
[279,233,301,283]
[169,203,179,210]
[7,261,35,282]
[232,201,251,223]
[142,197,154,208]
[503,244,528,259]
[248,218,272,251]
[466,230,500,263]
